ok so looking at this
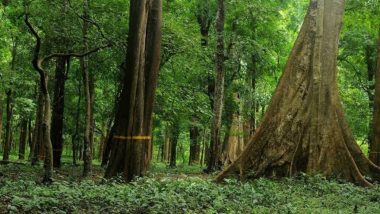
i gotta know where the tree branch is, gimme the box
[42,43,111,64]
[24,12,44,77]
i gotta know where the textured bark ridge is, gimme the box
[216,0,380,187]
[105,0,162,181]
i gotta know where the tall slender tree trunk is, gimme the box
[3,90,13,161]
[370,27,380,166]
[216,0,380,187]
[162,128,171,163]
[169,125,179,168]
[51,57,68,168]
[18,119,28,160]
[189,124,200,165]
[105,0,162,181]
[244,52,258,143]
[30,89,44,165]
[222,93,245,165]
[27,120,32,156]
[365,45,376,147]
[41,80,53,183]
[207,0,225,172]
[72,78,82,165]
[81,0,93,177]
[0,95,3,153]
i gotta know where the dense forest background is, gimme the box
[0,0,379,168]
[0,0,380,212]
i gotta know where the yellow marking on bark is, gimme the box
[113,136,151,141]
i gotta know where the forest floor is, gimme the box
[1,159,380,214]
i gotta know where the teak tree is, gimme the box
[216,0,380,187]
[105,0,162,181]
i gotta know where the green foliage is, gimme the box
[1,164,380,214]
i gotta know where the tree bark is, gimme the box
[81,0,93,177]
[105,0,162,181]
[365,45,376,147]
[370,27,380,166]
[169,125,179,168]
[243,52,258,143]
[0,95,3,153]
[2,90,13,161]
[18,119,28,160]
[207,0,225,172]
[216,0,380,187]
[30,89,44,165]
[71,78,82,165]
[27,120,32,157]
[189,125,201,165]
[222,94,245,165]
[51,57,68,168]
[162,128,171,163]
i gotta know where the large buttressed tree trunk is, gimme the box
[370,27,380,166]
[105,0,162,181]
[216,0,380,187]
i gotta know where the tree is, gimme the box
[370,27,380,166]
[2,38,16,161]
[25,4,108,182]
[216,0,380,187]
[0,95,2,150]
[105,0,162,181]
[81,0,93,177]
[18,119,28,160]
[2,90,13,161]
[25,13,54,182]
[207,0,225,172]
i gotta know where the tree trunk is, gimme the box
[2,90,13,161]
[216,0,380,187]
[71,78,81,165]
[163,128,171,163]
[41,80,53,183]
[243,52,258,143]
[207,0,225,172]
[222,94,245,165]
[0,95,3,152]
[51,57,67,168]
[101,123,115,167]
[82,0,93,177]
[30,89,44,165]
[189,124,200,165]
[18,119,28,160]
[27,120,32,157]
[370,27,380,166]
[365,45,376,147]
[105,0,162,181]
[169,125,179,168]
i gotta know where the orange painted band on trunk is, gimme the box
[113,136,152,141]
